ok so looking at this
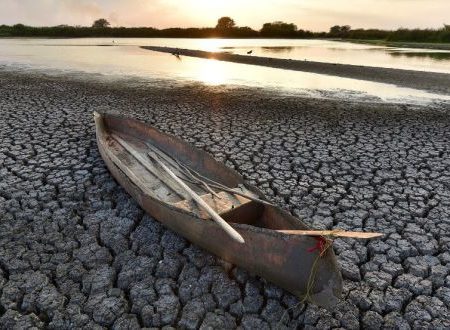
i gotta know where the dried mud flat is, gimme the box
[0,70,450,329]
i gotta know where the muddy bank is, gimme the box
[0,69,449,328]
[142,46,450,95]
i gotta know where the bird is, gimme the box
[247,50,253,55]
[171,51,181,60]
[171,48,181,58]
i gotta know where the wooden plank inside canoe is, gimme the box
[174,191,252,219]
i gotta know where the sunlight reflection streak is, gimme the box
[197,59,228,85]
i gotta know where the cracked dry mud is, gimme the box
[0,70,450,329]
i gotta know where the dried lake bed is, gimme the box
[0,66,449,328]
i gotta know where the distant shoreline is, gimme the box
[340,39,450,50]
[1,22,450,45]
[142,46,450,95]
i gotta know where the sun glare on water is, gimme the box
[197,59,228,85]
[194,39,234,85]
[197,38,227,52]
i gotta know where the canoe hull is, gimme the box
[95,113,343,308]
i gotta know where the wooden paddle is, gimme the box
[110,134,189,199]
[278,230,383,239]
[147,152,246,244]
[111,134,245,244]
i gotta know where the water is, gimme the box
[0,38,449,103]
[218,41,450,74]
[15,38,449,73]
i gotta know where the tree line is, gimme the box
[0,17,449,43]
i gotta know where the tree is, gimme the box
[13,23,26,29]
[329,25,351,37]
[216,17,235,30]
[329,25,342,36]
[260,21,298,37]
[92,18,110,28]
[340,25,351,34]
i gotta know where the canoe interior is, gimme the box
[101,115,309,231]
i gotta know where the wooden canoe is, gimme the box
[94,112,343,308]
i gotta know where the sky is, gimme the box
[0,0,449,31]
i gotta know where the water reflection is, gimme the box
[0,38,448,103]
[197,60,227,85]
[261,46,294,54]
[217,44,450,73]
[5,37,449,73]
[196,38,226,52]
[388,51,450,61]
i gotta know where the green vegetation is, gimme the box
[0,17,449,46]
[332,24,450,43]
